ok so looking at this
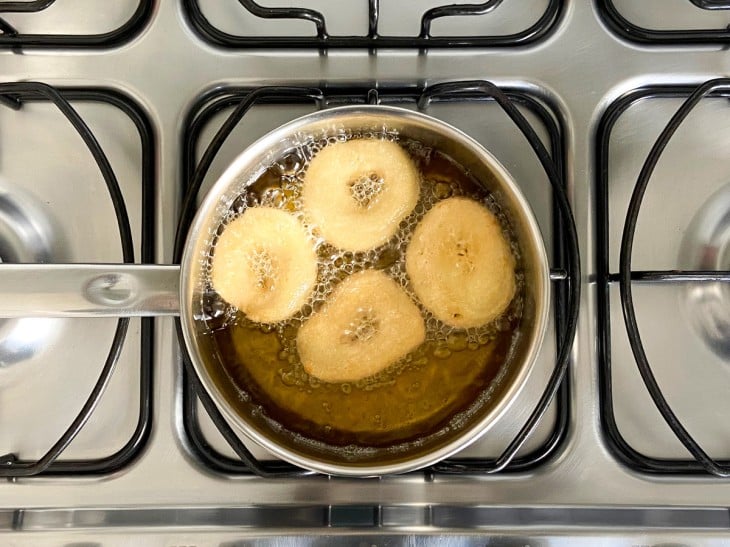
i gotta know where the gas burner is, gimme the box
[0,84,155,477]
[0,187,62,264]
[177,81,577,477]
[0,187,65,370]
[597,82,730,476]
[679,184,730,360]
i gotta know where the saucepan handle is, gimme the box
[0,264,180,318]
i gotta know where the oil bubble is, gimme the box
[280,370,297,387]
[274,150,304,176]
[446,332,469,352]
[433,345,452,360]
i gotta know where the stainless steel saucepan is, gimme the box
[0,106,550,476]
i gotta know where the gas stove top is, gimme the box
[1,1,729,545]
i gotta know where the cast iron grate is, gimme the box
[182,0,564,49]
[0,0,154,49]
[596,0,730,45]
[596,80,730,476]
[176,80,579,477]
[0,83,155,477]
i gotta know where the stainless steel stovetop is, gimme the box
[1,1,730,544]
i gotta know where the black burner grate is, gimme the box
[182,0,564,49]
[176,80,579,477]
[0,83,156,477]
[0,0,153,49]
[596,0,730,45]
[596,80,730,476]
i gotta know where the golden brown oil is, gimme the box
[197,133,524,450]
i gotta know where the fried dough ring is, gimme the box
[301,139,420,252]
[297,270,425,383]
[405,196,516,329]
[211,207,318,324]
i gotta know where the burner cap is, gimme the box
[0,188,65,371]
[679,183,730,360]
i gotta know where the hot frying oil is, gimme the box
[199,132,523,449]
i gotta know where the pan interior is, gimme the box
[184,108,547,472]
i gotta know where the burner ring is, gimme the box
[679,183,730,360]
[0,188,65,371]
